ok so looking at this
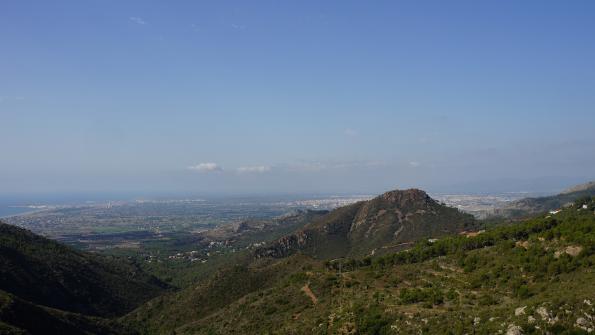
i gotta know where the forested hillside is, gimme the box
[0,221,169,334]
[126,197,595,334]
[256,189,476,259]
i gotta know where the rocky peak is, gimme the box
[254,187,475,259]
[379,188,433,207]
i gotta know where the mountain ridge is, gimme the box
[255,188,476,259]
[0,221,167,319]
[126,193,595,334]
[492,180,595,218]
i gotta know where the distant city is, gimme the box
[2,191,539,244]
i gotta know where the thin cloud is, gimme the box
[409,161,421,168]
[188,162,222,173]
[237,166,271,174]
[129,17,147,25]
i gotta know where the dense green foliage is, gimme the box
[1,194,594,334]
[0,222,167,319]
[0,223,170,334]
[125,256,319,334]
[0,289,133,335]
[326,210,572,271]
[128,197,595,334]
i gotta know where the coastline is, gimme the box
[0,208,46,219]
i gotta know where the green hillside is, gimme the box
[493,181,595,218]
[255,189,477,259]
[0,222,167,318]
[126,197,595,334]
[131,209,328,289]
[0,289,133,335]
[2,190,594,334]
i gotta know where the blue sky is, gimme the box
[1,1,594,195]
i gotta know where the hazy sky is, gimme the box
[1,1,594,195]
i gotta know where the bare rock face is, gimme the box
[380,189,433,207]
[575,317,593,333]
[515,306,527,316]
[506,324,523,335]
[254,231,308,258]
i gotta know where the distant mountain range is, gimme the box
[491,181,595,218]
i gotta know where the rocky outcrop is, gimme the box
[506,324,523,335]
[254,231,309,258]
[380,188,433,207]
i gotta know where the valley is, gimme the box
[4,3,594,333]
[1,185,594,334]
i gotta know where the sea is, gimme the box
[0,206,40,218]
[0,193,138,219]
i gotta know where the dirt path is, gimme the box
[301,283,318,305]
